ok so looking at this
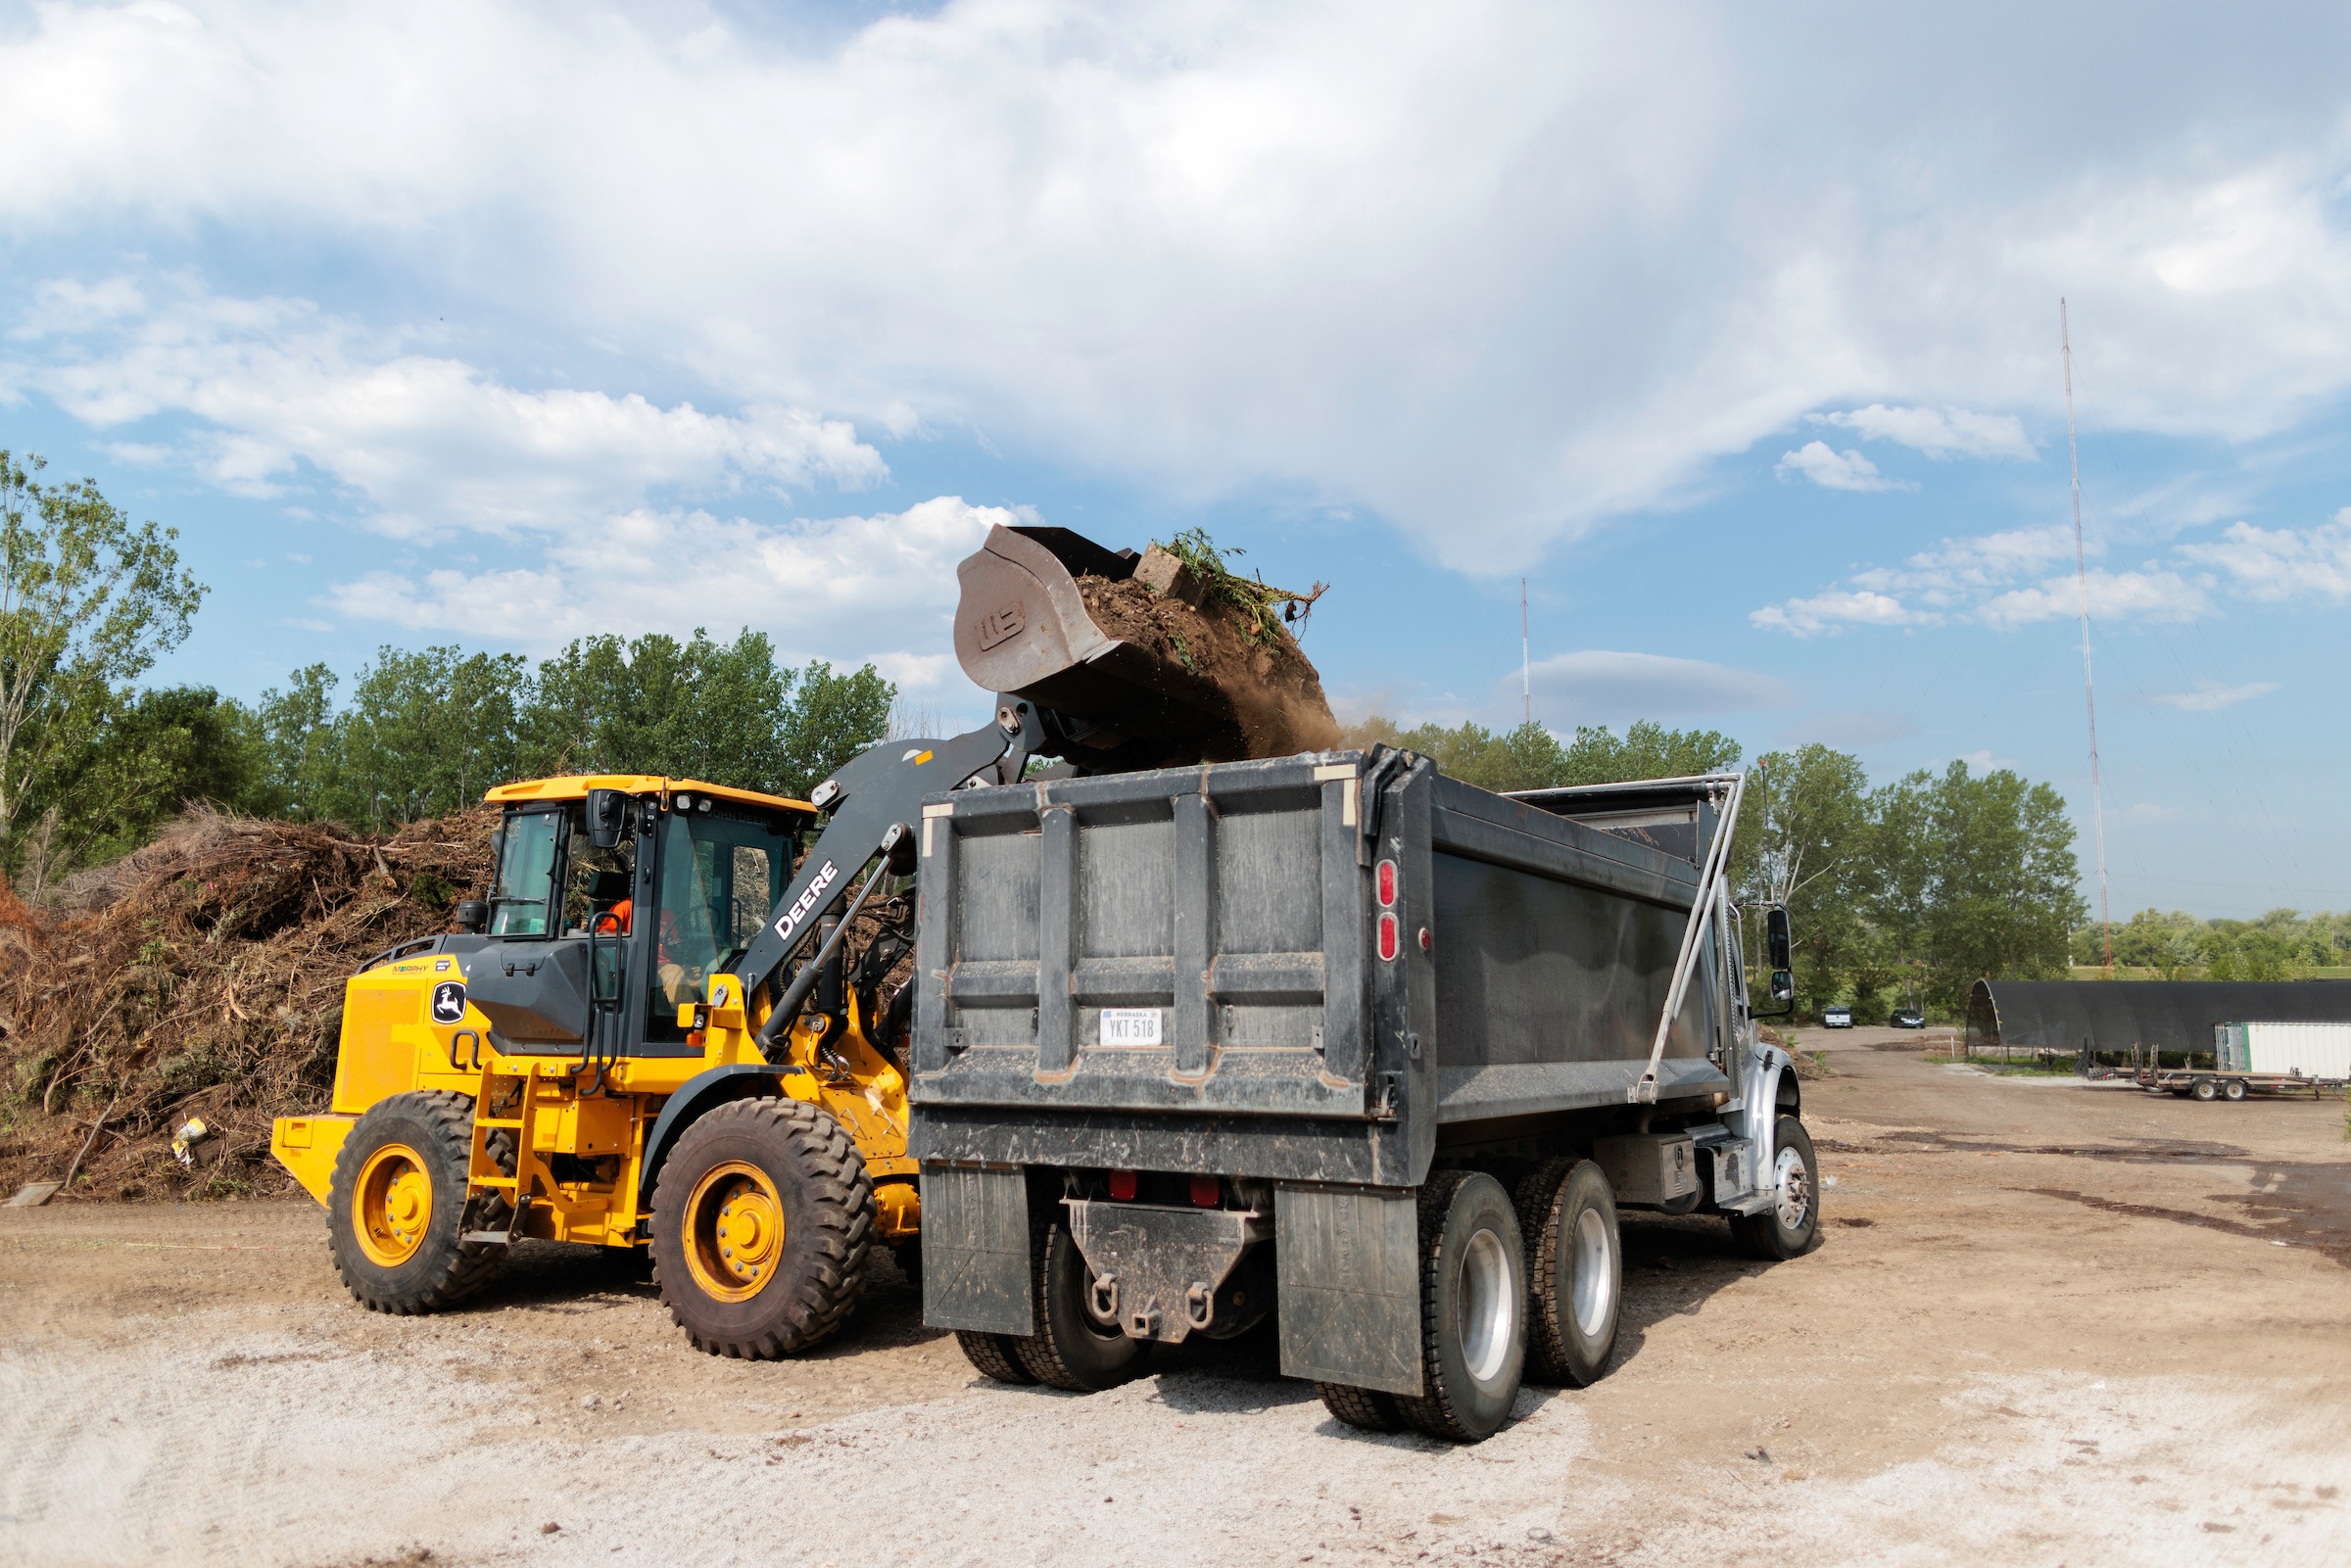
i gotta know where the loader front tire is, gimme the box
[651,1097,876,1358]
[327,1091,504,1314]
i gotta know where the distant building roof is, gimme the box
[1967,979,2351,1057]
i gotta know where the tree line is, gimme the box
[1346,716,2087,1020]
[0,450,893,892]
[2080,908,2351,980]
[5,446,2089,1015]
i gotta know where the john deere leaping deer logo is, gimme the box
[429,980,467,1025]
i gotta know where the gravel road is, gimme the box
[5,1036,2347,1567]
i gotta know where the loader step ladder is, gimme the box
[463,1059,554,1246]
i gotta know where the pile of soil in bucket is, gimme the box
[0,806,495,1203]
[1075,571,1343,762]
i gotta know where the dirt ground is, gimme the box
[5,1029,2347,1567]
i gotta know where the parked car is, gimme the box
[1891,1008,1926,1028]
[1822,1005,1853,1028]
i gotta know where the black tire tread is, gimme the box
[1394,1169,1488,1442]
[1319,1381,1406,1432]
[650,1097,877,1358]
[1012,1219,1143,1392]
[1514,1157,1578,1385]
[957,1331,1040,1385]
[328,1090,504,1314]
[1731,1115,1821,1261]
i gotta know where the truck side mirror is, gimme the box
[1765,905,1793,971]
[1770,968,1794,1004]
[585,787,628,850]
[455,899,488,933]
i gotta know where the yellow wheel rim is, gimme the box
[684,1160,785,1304]
[354,1142,435,1267]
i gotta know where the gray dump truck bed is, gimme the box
[910,746,1809,1432]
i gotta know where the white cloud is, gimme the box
[5,5,2351,567]
[1974,568,2208,628]
[1752,508,2351,635]
[2176,511,2351,601]
[1809,404,2036,461]
[13,277,885,534]
[319,495,1012,695]
[1749,590,1918,638]
[1774,441,1912,493]
[1520,649,1791,726]
[2153,679,2278,712]
[2121,801,2186,823]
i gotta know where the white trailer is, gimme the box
[2133,1021,2351,1102]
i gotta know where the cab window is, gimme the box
[488,810,560,936]
[645,808,791,1038]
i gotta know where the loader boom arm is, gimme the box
[729,698,1045,1052]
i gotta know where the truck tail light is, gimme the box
[1189,1175,1220,1208]
[1108,1169,1137,1202]
[1377,911,1400,962]
[1376,858,1398,907]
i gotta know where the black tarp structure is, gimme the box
[1966,979,2351,1064]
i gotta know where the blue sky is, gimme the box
[4,1,2348,918]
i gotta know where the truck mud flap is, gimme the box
[1274,1184,1423,1398]
[1066,1199,1271,1343]
[919,1163,1033,1336]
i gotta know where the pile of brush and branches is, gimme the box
[0,806,495,1202]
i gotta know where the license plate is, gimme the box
[1098,1008,1164,1047]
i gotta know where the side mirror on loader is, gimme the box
[454,899,488,933]
[585,787,628,850]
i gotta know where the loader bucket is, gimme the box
[954,525,1254,767]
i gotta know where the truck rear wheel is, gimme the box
[1731,1116,1820,1260]
[1014,1220,1144,1392]
[1395,1170,1527,1443]
[327,1091,504,1314]
[2224,1077,2247,1102]
[2191,1076,2219,1102]
[955,1331,1041,1385]
[651,1097,876,1357]
[1318,1381,1407,1432]
[1518,1159,1620,1387]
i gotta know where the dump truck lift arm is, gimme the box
[730,697,1048,1057]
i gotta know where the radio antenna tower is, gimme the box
[1521,578,1531,726]
[2062,299,2114,973]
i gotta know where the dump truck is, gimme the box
[905,529,1817,1443]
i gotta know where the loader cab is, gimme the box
[466,776,818,1058]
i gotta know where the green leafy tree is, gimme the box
[337,646,531,827]
[51,686,264,863]
[776,659,894,797]
[1736,743,1874,1018]
[1869,761,2085,1010]
[0,451,206,862]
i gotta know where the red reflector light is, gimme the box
[1377,912,1400,962]
[1190,1175,1221,1208]
[1376,858,1398,908]
[1108,1169,1137,1202]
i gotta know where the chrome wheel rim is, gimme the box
[1455,1227,1515,1385]
[1570,1205,1614,1339]
[1773,1146,1812,1231]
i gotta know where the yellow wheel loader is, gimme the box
[271,722,1050,1354]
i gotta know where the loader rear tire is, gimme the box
[327,1091,505,1314]
[1517,1158,1620,1388]
[1395,1170,1527,1444]
[956,1331,1041,1385]
[1319,1382,1408,1433]
[1013,1220,1145,1392]
[651,1097,876,1358]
